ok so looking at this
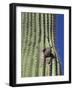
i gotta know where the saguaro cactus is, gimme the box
[21,12,62,77]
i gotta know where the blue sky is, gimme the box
[55,14,64,75]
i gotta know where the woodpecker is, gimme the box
[43,47,56,58]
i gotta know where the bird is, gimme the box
[43,47,56,65]
[43,47,56,59]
